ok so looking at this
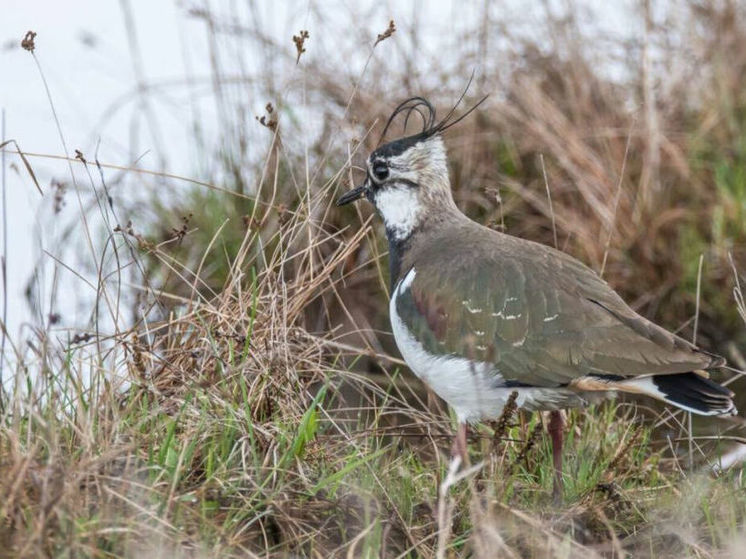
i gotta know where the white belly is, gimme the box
[389,269,510,421]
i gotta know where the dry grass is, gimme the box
[3,1,746,557]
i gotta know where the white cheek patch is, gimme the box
[374,186,421,241]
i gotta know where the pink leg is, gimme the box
[450,422,469,465]
[548,410,566,503]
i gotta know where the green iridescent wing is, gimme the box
[395,226,720,388]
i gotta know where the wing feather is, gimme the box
[396,223,720,388]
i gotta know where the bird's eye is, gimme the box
[372,162,389,181]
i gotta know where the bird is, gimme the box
[336,95,737,500]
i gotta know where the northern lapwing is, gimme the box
[337,96,737,499]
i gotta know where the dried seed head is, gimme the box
[21,30,36,52]
[292,30,309,63]
[375,20,396,47]
[493,391,519,443]
[71,332,93,345]
[256,102,278,132]
[52,179,66,214]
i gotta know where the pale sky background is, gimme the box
[1,0,638,357]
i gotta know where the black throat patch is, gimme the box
[387,231,412,292]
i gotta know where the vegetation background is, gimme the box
[2,1,746,557]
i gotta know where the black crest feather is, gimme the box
[377,73,489,148]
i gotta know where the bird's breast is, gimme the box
[390,268,510,421]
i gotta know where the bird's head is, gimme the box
[337,95,485,242]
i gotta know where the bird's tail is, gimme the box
[619,372,737,416]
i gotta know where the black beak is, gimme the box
[336,183,367,206]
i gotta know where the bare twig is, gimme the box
[600,118,635,278]
[539,153,558,249]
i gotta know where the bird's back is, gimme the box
[395,217,721,387]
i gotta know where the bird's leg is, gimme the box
[450,422,469,466]
[548,410,566,504]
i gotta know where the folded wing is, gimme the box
[396,226,722,388]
